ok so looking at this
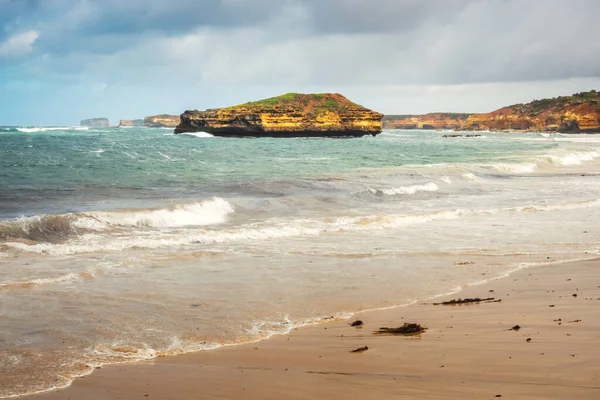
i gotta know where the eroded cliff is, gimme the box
[144,115,180,128]
[81,118,109,128]
[462,91,600,133]
[174,93,383,137]
[383,113,472,130]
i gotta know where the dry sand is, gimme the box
[26,258,600,400]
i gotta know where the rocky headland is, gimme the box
[174,93,383,137]
[144,115,180,128]
[81,118,109,128]
[118,119,144,127]
[462,90,600,133]
[383,113,472,130]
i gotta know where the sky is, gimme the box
[1,0,599,126]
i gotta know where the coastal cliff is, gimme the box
[174,93,383,137]
[119,119,144,127]
[462,90,600,133]
[81,118,109,128]
[144,115,180,128]
[383,113,471,130]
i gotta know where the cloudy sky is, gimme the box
[1,0,599,125]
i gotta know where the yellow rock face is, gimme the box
[175,93,383,137]
[462,92,600,133]
[144,115,180,128]
[383,113,472,130]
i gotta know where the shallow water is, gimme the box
[1,127,600,397]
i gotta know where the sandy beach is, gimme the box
[24,258,600,400]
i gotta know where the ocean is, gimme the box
[1,126,599,397]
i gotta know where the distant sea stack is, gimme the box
[118,119,144,127]
[383,113,472,130]
[462,90,600,133]
[144,115,180,128]
[81,118,109,128]
[174,93,383,137]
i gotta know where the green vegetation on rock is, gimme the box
[514,90,600,115]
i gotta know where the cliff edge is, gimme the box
[174,93,383,137]
[144,115,180,128]
[383,113,472,130]
[462,90,600,133]
[81,118,109,128]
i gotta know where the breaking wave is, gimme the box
[8,198,600,256]
[0,198,234,243]
[86,197,234,228]
[15,126,89,133]
[543,150,600,166]
[364,182,439,196]
[178,132,215,138]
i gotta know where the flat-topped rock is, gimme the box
[174,93,383,137]
[144,115,180,128]
[81,118,109,128]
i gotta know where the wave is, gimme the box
[0,198,234,243]
[10,197,600,256]
[178,132,214,138]
[543,150,600,166]
[485,162,538,173]
[366,182,439,196]
[15,126,89,133]
[0,273,80,289]
[86,197,234,228]
[0,214,84,243]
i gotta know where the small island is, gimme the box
[81,117,109,128]
[174,93,383,137]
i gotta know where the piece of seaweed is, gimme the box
[374,323,427,336]
[433,297,499,305]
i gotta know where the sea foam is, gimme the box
[366,182,439,196]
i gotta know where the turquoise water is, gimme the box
[0,127,554,217]
[1,126,600,398]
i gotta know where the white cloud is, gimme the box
[0,31,39,58]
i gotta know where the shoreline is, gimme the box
[22,257,600,400]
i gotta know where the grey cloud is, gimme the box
[4,0,600,88]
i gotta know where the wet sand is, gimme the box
[26,258,600,400]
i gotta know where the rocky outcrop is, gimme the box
[383,113,472,130]
[144,115,180,128]
[81,118,109,128]
[462,90,600,133]
[119,120,134,127]
[174,93,383,137]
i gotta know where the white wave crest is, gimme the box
[85,197,234,228]
[368,182,439,196]
[462,173,484,182]
[16,126,88,133]
[179,132,214,138]
[0,273,80,289]
[543,150,600,166]
[9,198,600,256]
[486,162,538,173]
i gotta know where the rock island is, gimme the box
[174,93,383,137]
